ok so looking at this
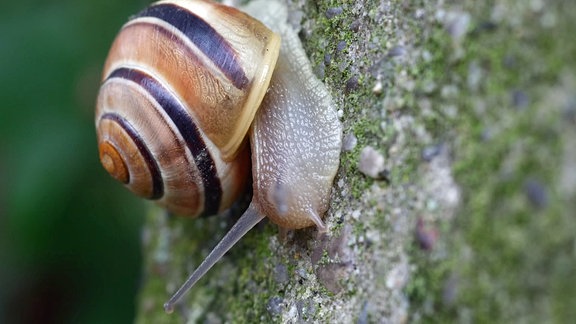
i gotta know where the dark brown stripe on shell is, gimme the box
[107,67,222,216]
[134,3,249,90]
[100,113,164,200]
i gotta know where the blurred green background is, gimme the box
[1,1,152,322]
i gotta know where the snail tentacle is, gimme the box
[163,203,265,313]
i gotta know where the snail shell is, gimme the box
[96,0,280,216]
[95,0,342,311]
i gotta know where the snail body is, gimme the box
[95,0,341,312]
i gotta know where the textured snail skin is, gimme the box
[246,1,342,230]
[163,0,342,312]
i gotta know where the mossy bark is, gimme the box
[136,0,576,323]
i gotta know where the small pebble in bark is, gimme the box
[345,75,360,93]
[511,89,530,109]
[421,143,443,162]
[324,53,331,66]
[442,274,459,307]
[444,11,471,42]
[358,146,386,178]
[336,40,347,53]
[316,263,351,294]
[342,133,358,152]
[523,178,548,209]
[296,268,308,280]
[312,224,354,293]
[415,217,438,251]
[351,209,361,220]
[325,6,343,19]
[387,45,407,57]
[372,80,383,95]
[296,299,316,321]
[274,263,289,284]
[349,19,361,32]
[267,296,284,316]
[471,21,498,35]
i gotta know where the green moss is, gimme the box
[225,225,277,322]
[408,1,576,322]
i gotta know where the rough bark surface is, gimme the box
[136,0,576,323]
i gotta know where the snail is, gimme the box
[95,0,342,313]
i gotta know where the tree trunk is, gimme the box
[135,0,576,322]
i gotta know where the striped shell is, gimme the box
[95,0,280,217]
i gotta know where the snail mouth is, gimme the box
[97,112,164,200]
